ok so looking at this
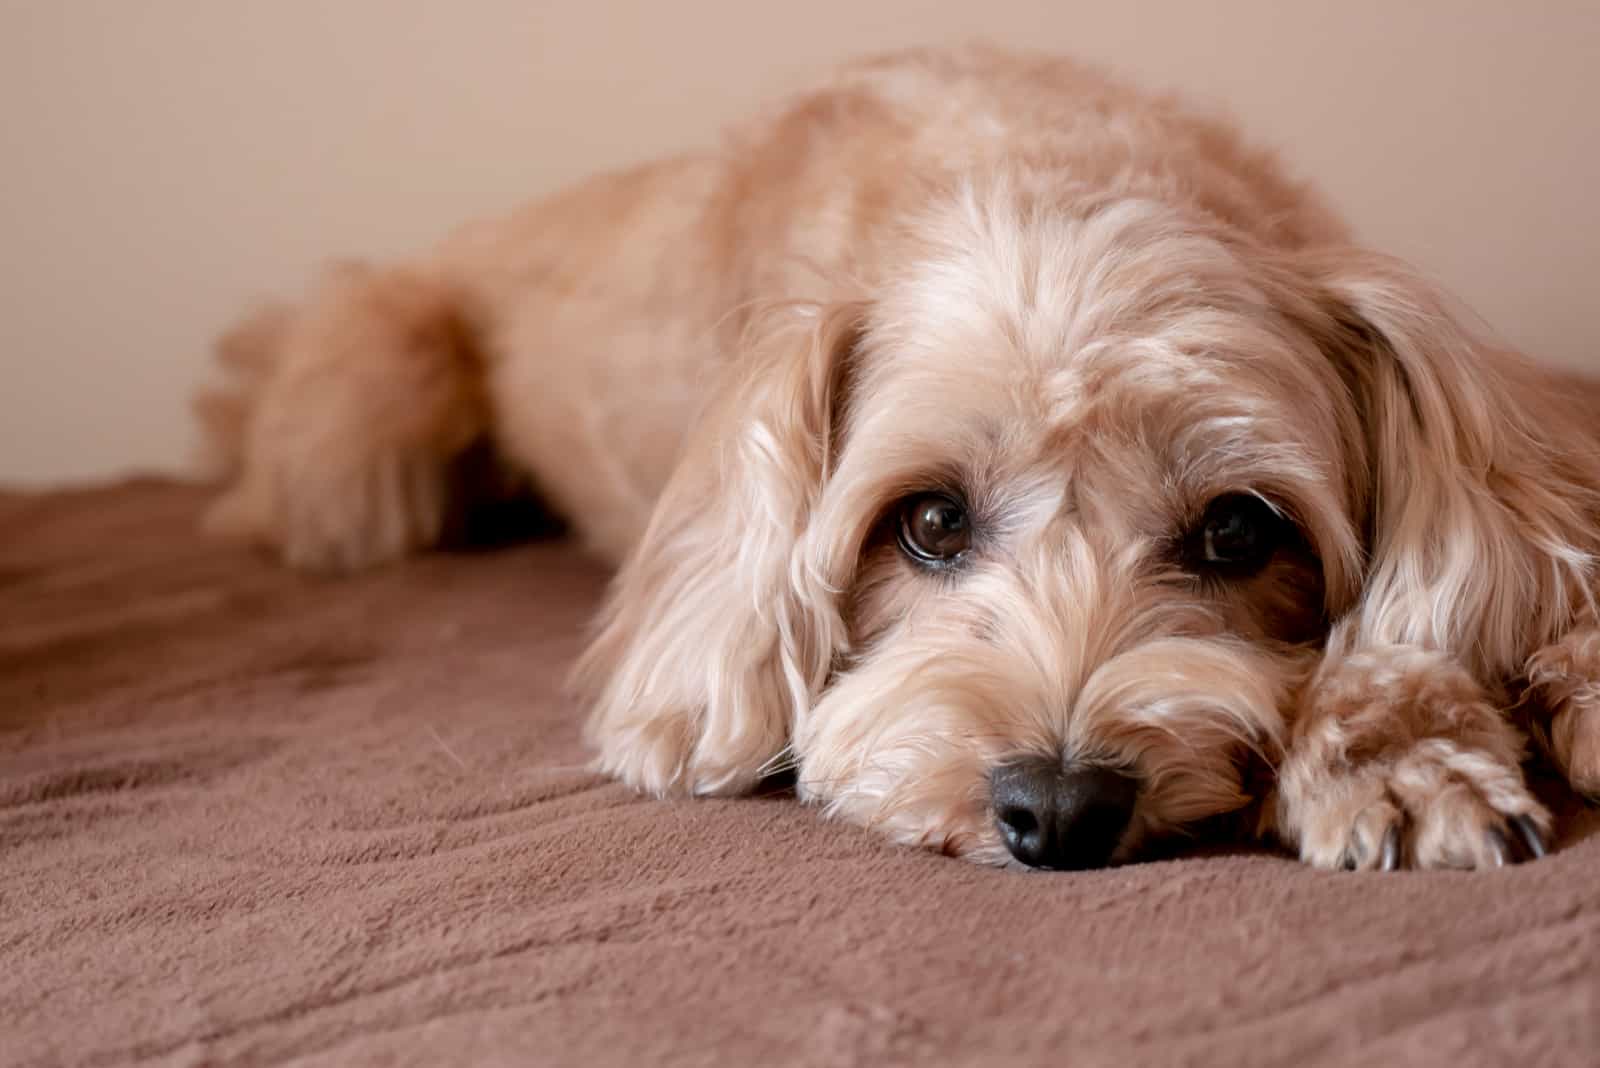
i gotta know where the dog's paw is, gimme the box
[1285,736,1550,870]
[1526,626,1600,800]
[1551,698,1600,800]
[208,447,450,572]
[1279,646,1552,871]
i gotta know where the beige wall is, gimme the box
[3,1,1596,485]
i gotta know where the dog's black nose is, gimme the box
[990,758,1138,870]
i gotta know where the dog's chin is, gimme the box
[791,638,1290,869]
[796,740,1239,870]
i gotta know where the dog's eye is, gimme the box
[1189,493,1284,575]
[897,493,971,564]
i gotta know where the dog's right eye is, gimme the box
[897,493,972,565]
[1186,492,1286,576]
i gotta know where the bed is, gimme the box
[4,480,1596,1066]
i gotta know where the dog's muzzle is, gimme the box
[989,757,1138,870]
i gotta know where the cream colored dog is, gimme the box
[200,46,1600,871]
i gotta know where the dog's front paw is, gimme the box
[1279,647,1551,870]
[1526,625,1600,799]
[1282,736,1550,870]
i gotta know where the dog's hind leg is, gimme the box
[197,262,492,571]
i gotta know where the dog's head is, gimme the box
[581,184,1555,868]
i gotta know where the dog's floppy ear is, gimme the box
[576,301,867,796]
[1291,248,1594,675]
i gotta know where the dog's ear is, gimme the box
[576,301,867,796]
[1289,248,1593,675]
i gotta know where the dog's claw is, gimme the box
[1378,824,1402,871]
[1510,814,1549,861]
[1340,851,1357,872]
[1484,827,1511,868]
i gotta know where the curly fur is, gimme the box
[200,46,1600,871]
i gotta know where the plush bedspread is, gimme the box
[3,480,1596,1067]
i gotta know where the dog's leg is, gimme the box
[199,264,489,571]
[1524,612,1600,799]
[1276,641,1551,870]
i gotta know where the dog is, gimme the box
[198,46,1600,871]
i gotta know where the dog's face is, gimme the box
[585,187,1462,869]
[785,196,1373,866]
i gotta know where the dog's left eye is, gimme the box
[897,492,972,564]
[1189,493,1285,575]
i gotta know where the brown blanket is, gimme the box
[3,480,1597,1067]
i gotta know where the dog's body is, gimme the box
[202,47,1600,871]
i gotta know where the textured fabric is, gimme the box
[3,480,1597,1067]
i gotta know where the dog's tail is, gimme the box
[192,263,551,564]
[192,261,484,553]
[192,300,294,486]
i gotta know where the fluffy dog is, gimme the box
[199,46,1600,871]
